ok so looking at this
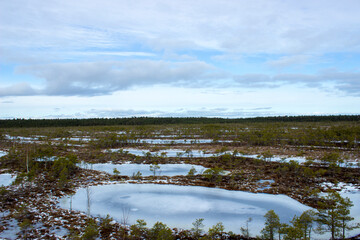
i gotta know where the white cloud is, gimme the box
[1,100,14,104]
[233,70,360,96]
[0,83,38,97]
[9,60,219,96]
[72,51,156,57]
[1,0,360,55]
[0,59,358,97]
[266,55,311,67]
[1,0,360,118]
[1,85,359,119]
[74,107,276,118]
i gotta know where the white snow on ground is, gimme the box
[59,183,311,235]
[242,154,359,167]
[34,156,57,162]
[78,163,207,176]
[139,138,214,144]
[0,150,8,158]
[109,148,226,157]
[107,148,359,167]
[67,137,92,142]
[0,173,16,187]
[257,180,275,190]
[0,218,20,240]
[4,135,39,143]
[136,139,230,144]
[0,215,69,239]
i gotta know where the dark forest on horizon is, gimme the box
[0,115,359,128]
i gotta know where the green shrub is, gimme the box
[82,219,99,240]
[207,222,225,239]
[202,167,225,183]
[130,219,147,238]
[149,222,174,240]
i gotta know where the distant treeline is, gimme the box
[0,115,359,128]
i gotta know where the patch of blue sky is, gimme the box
[268,53,360,72]
[179,50,271,75]
[217,52,360,76]
[55,43,158,62]
[0,63,42,85]
[317,52,360,71]
[66,51,156,63]
[212,54,277,75]
[174,49,221,60]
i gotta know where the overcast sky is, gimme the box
[1,0,360,119]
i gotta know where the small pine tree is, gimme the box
[113,168,120,176]
[202,167,224,184]
[149,221,174,240]
[261,210,280,240]
[82,219,99,240]
[240,217,252,238]
[191,218,204,239]
[316,191,357,240]
[59,166,68,187]
[130,219,147,238]
[208,222,225,239]
[99,215,115,238]
[187,167,197,177]
[150,163,160,177]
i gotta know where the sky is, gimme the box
[1,0,360,119]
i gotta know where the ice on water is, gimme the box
[139,139,214,144]
[110,148,218,157]
[59,184,311,234]
[79,163,207,176]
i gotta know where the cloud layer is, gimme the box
[1,61,358,97]
[41,107,276,119]
[2,0,360,54]
[1,0,360,118]
[8,60,217,96]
